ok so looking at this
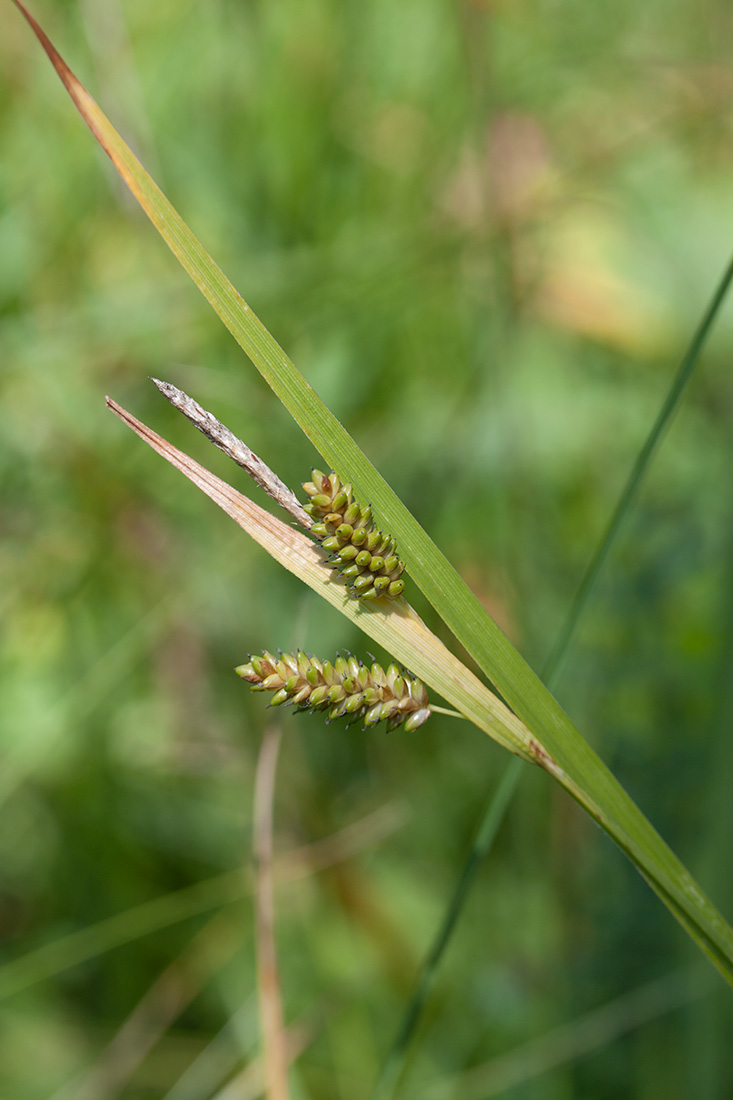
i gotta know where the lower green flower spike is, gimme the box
[236,651,431,732]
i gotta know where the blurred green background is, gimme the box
[2,0,733,1097]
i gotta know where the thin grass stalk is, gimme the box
[210,1019,314,1100]
[687,517,733,1093]
[544,249,733,684]
[253,727,289,1100]
[372,760,522,1100]
[374,248,733,1096]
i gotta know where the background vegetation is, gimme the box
[2,0,733,1096]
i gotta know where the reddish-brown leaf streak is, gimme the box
[528,737,558,773]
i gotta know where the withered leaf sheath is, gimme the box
[236,651,431,732]
[302,470,405,600]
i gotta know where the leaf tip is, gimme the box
[13,0,92,117]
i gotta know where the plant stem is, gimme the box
[544,249,733,685]
[372,760,522,1100]
[372,247,733,1097]
[430,705,466,719]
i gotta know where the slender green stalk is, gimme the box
[372,760,522,1100]
[686,517,733,1096]
[430,706,465,719]
[373,250,733,1097]
[544,249,733,684]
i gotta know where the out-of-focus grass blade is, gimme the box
[0,870,250,1002]
[376,249,733,1096]
[0,803,404,1001]
[15,2,733,983]
[413,967,716,1100]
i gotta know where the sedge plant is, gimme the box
[12,0,733,1010]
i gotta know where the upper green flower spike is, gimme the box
[302,469,406,601]
[236,650,431,733]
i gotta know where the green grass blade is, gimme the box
[0,803,401,1001]
[0,872,249,1001]
[15,2,733,983]
[377,248,733,1092]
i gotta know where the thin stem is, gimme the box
[254,726,289,1100]
[543,249,733,686]
[430,705,466,719]
[372,247,733,1099]
[372,760,522,1100]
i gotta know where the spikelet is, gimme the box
[302,469,405,600]
[236,650,431,732]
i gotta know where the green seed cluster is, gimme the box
[236,651,431,732]
[302,470,405,600]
